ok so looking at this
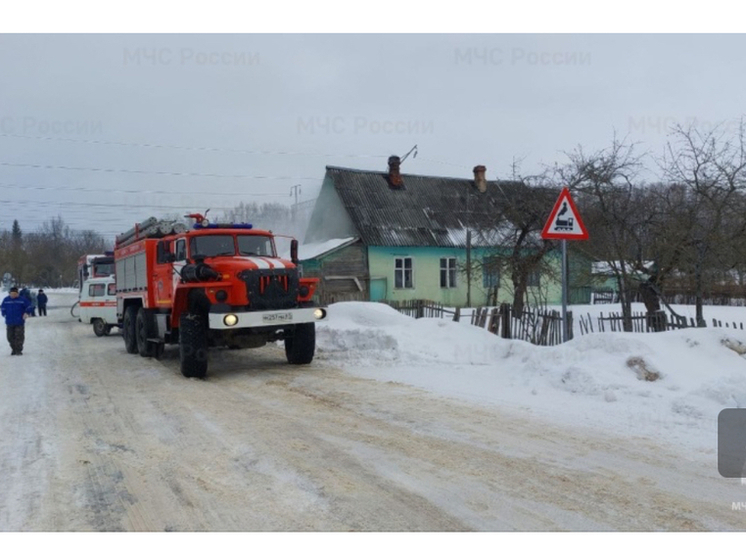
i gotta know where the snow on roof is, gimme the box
[297,237,357,260]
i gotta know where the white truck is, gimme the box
[79,275,120,336]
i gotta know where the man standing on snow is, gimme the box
[37,289,48,316]
[1,286,34,356]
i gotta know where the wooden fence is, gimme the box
[577,310,744,334]
[385,299,744,346]
[385,299,452,319]
[383,300,571,346]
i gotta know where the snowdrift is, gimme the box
[317,302,746,454]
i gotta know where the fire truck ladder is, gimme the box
[116,217,189,248]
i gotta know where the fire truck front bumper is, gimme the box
[208,307,328,330]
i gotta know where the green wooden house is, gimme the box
[302,157,591,306]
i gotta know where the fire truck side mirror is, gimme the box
[290,239,299,265]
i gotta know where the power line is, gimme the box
[0,133,492,178]
[0,199,262,211]
[417,157,472,169]
[0,161,322,180]
[0,133,390,160]
[0,182,292,197]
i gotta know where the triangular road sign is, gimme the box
[541,187,589,240]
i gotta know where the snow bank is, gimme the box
[318,302,746,455]
[316,301,503,366]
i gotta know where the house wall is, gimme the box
[367,246,565,307]
[302,242,368,304]
[303,175,359,244]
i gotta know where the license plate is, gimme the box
[262,312,293,323]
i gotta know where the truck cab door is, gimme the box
[172,238,187,291]
[154,239,178,308]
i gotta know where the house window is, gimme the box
[394,257,413,289]
[483,257,500,288]
[527,270,541,287]
[440,257,457,288]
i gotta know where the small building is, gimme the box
[303,157,586,306]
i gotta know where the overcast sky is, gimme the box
[1,33,745,240]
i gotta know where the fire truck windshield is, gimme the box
[189,234,275,258]
[190,235,236,257]
[93,262,115,277]
[237,235,274,257]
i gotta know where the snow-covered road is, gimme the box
[1,294,744,531]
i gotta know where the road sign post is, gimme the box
[541,188,589,343]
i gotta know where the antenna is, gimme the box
[400,144,418,163]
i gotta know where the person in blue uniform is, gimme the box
[1,286,34,355]
[37,289,48,316]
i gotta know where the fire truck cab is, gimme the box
[77,253,115,293]
[115,214,326,379]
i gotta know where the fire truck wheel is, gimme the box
[136,308,156,358]
[284,322,315,365]
[92,319,107,337]
[123,306,139,354]
[180,314,208,379]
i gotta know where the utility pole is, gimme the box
[466,183,472,308]
[290,184,301,223]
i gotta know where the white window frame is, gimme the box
[440,257,457,288]
[394,257,414,289]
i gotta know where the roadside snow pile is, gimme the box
[316,301,504,366]
[318,302,746,452]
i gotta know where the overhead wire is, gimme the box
[0,133,391,160]
[0,161,324,180]
[0,132,484,238]
[0,181,290,197]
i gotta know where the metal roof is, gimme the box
[325,166,526,248]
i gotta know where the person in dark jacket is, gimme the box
[1,286,34,355]
[37,289,48,316]
[29,289,38,316]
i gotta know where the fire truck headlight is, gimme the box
[299,285,310,297]
[215,289,228,302]
[223,314,239,327]
[313,309,326,320]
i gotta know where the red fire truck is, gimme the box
[114,213,326,379]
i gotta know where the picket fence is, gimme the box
[384,299,744,346]
[383,299,571,347]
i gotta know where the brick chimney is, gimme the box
[388,155,403,188]
[473,165,487,193]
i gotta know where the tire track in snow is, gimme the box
[4,295,744,530]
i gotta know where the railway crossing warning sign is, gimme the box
[541,187,589,240]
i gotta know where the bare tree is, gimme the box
[659,121,746,324]
[460,173,560,314]
[557,138,654,331]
